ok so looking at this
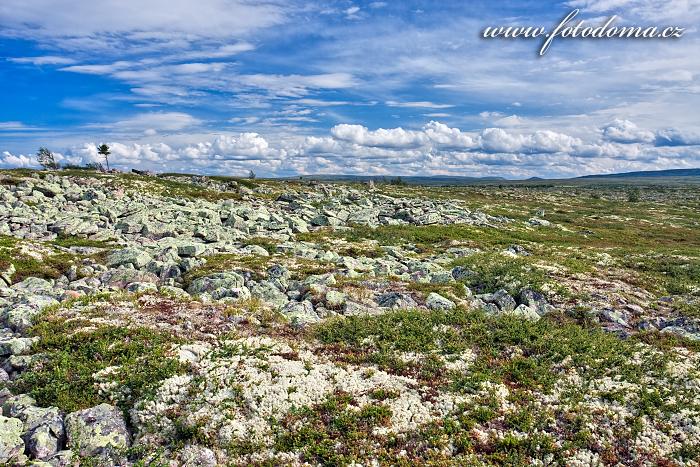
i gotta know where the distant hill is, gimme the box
[284,169,700,186]
[577,168,700,179]
[288,174,506,186]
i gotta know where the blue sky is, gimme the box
[1,0,699,178]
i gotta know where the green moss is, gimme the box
[11,313,185,414]
[314,307,669,393]
[273,392,391,465]
[52,234,115,249]
[242,237,279,255]
[450,252,549,295]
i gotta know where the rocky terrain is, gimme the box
[0,169,699,466]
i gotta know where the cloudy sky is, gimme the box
[1,0,699,178]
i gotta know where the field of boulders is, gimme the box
[1,170,699,465]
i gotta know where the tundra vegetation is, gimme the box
[0,168,699,465]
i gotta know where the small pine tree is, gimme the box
[97,144,111,171]
[36,147,59,170]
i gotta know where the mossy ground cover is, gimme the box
[0,235,87,283]
[11,304,185,414]
[303,307,699,465]
[313,307,666,391]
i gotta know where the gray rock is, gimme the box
[249,282,289,309]
[0,415,24,463]
[215,286,251,302]
[429,272,455,284]
[16,406,65,460]
[281,300,319,325]
[451,266,477,281]
[43,449,73,466]
[0,336,37,356]
[661,326,700,341]
[510,304,541,321]
[64,404,130,458]
[518,288,549,315]
[188,272,245,296]
[4,304,43,332]
[426,292,455,311]
[126,282,158,293]
[177,242,206,258]
[159,286,191,299]
[601,309,629,327]
[106,248,152,269]
[325,290,346,309]
[479,289,516,312]
[242,244,270,256]
[303,273,336,287]
[2,394,37,417]
[506,244,530,256]
[376,292,417,309]
[11,277,54,295]
[528,217,551,227]
[101,269,158,289]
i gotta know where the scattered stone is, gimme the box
[0,415,25,463]
[479,289,516,312]
[64,404,130,459]
[106,248,152,269]
[188,272,245,296]
[426,292,455,311]
[376,292,418,309]
[281,300,319,325]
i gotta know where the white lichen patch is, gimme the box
[133,336,469,451]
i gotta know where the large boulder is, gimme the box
[479,289,516,312]
[64,404,130,459]
[11,277,54,295]
[376,292,417,309]
[12,405,65,460]
[187,272,245,296]
[176,242,206,258]
[106,248,152,269]
[281,300,319,325]
[0,336,38,357]
[426,292,456,311]
[101,268,158,289]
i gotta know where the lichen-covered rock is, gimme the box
[19,405,65,460]
[106,248,152,269]
[0,415,24,463]
[0,336,38,356]
[510,304,541,321]
[187,272,245,296]
[376,292,417,309]
[479,289,516,312]
[281,300,319,324]
[159,285,191,299]
[64,404,130,459]
[126,281,158,293]
[178,444,217,466]
[325,290,346,309]
[426,292,455,311]
[176,242,206,258]
[4,304,44,332]
[11,277,54,295]
[100,268,158,289]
